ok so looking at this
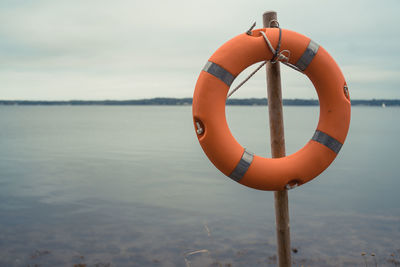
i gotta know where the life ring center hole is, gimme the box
[226,61,319,156]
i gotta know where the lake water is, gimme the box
[0,105,399,267]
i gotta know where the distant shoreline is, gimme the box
[0,98,398,106]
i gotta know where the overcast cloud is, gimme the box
[0,0,399,100]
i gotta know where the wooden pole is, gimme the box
[263,11,292,267]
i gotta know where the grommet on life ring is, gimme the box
[192,28,351,191]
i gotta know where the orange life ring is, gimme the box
[192,28,351,191]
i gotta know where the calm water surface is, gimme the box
[0,106,399,266]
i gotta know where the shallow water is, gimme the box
[0,105,399,266]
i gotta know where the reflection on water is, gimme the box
[0,106,399,266]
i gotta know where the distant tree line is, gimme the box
[0,98,398,106]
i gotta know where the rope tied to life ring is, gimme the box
[227,22,301,98]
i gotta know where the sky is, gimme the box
[0,0,399,100]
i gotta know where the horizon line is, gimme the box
[0,97,398,101]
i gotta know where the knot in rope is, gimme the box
[227,22,302,98]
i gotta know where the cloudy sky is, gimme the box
[1,0,399,100]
